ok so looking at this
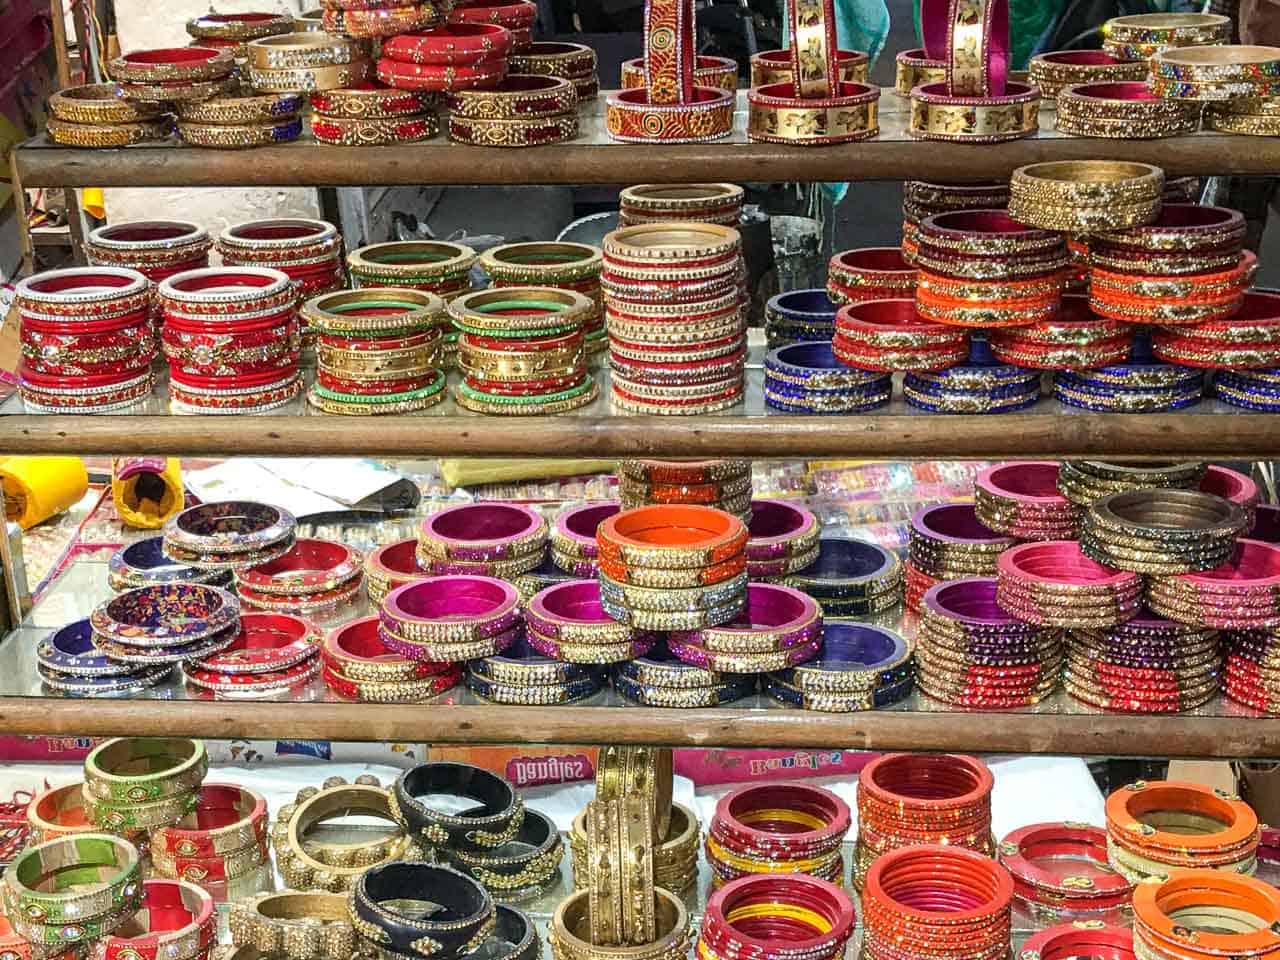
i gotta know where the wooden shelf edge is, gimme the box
[4,411,1277,459]
[0,698,1275,757]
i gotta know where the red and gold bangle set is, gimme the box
[310,82,440,145]
[618,183,744,228]
[234,536,366,615]
[83,220,212,333]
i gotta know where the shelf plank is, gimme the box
[0,697,1276,757]
[16,92,1280,188]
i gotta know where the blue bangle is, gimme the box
[784,537,902,600]
[903,370,1040,398]
[764,674,915,711]
[764,340,885,388]
[766,289,838,326]
[466,672,603,705]
[108,537,231,592]
[1057,364,1203,391]
[1217,370,1280,398]
[1054,387,1203,412]
[469,632,599,686]
[776,622,913,690]
[814,593,903,617]
[39,662,174,697]
[763,378,891,400]
[765,391,892,415]
[1214,379,1280,412]
[614,673,757,707]
[615,644,739,689]
[903,382,1040,414]
[38,619,143,678]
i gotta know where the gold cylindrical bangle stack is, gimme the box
[570,801,699,895]
[447,76,580,147]
[1101,12,1231,61]
[1027,51,1148,98]
[175,87,307,147]
[1151,45,1280,101]
[1008,160,1164,233]
[1207,95,1280,135]
[46,83,172,146]
[1056,460,1206,511]
[245,34,372,91]
[618,183,744,227]
[480,242,605,352]
[1056,81,1202,139]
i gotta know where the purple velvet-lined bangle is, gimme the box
[550,550,599,578]
[666,634,820,672]
[419,502,547,562]
[89,583,241,645]
[165,500,296,554]
[551,501,621,560]
[778,622,913,691]
[38,620,139,677]
[746,500,819,561]
[381,575,520,639]
[746,544,820,579]
[924,576,1027,629]
[912,503,1012,551]
[526,579,637,643]
[669,583,822,652]
[379,623,520,663]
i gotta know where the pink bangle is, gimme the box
[526,579,637,644]
[946,0,1010,97]
[746,500,819,561]
[381,23,513,65]
[96,879,216,960]
[670,583,821,653]
[1173,539,1280,595]
[909,80,1041,143]
[419,502,547,563]
[552,501,621,560]
[381,575,521,642]
[1201,465,1261,521]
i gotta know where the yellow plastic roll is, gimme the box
[112,457,184,529]
[0,456,89,530]
[440,458,617,488]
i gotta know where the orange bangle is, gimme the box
[1106,780,1257,854]
[596,504,748,568]
[1134,873,1280,958]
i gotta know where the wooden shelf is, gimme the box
[15,92,1280,188]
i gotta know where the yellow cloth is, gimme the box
[112,457,184,529]
[440,458,617,488]
[0,456,88,529]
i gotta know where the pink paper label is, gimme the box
[674,748,878,787]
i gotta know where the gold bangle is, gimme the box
[508,42,597,79]
[1101,12,1231,49]
[271,778,416,891]
[747,84,879,145]
[118,76,238,102]
[247,32,366,69]
[895,47,946,96]
[751,49,867,87]
[448,112,578,147]
[304,288,445,335]
[348,241,476,283]
[229,890,358,960]
[1027,53,1148,98]
[310,86,438,119]
[110,48,234,83]
[480,242,601,285]
[456,380,599,416]
[1010,159,1164,202]
[1153,44,1280,86]
[619,795,656,944]
[551,888,690,960]
[460,356,584,383]
[188,11,295,41]
[47,116,171,147]
[596,745,673,838]
[246,61,370,93]
[175,90,305,124]
[1205,107,1280,136]
[86,788,199,831]
[1055,113,1200,139]
[177,117,302,147]
[48,83,165,123]
[604,222,740,262]
[586,799,624,946]
[311,111,440,145]
[449,75,578,120]
[448,286,595,334]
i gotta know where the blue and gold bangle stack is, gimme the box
[1215,369,1280,411]
[903,339,1040,414]
[783,537,903,620]
[1054,333,1204,412]
[613,642,757,707]
[766,622,915,712]
[765,289,839,347]
[467,634,606,705]
[764,341,892,414]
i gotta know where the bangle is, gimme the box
[311,83,437,118]
[164,499,295,555]
[271,777,415,891]
[177,117,302,147]
[605,86,734,143]
[909,80,1040,143]
[323,661,462,701]
[311,112,438,144]
[46,117,171,147]
[946,0,1008,97]
[618,182,742,224]
[419,502,547,563]
[446,808,564,893]
[188,11,294,41]
[96,878,216,959]
[1028,50,1147,97]
[1101,11,1230,59]
[237,539,360,597]
[448,74,576,119]
[352,863,494,959]
[110,46,234,83]
[49,83,164,123]
[780,621,912,691]
[323,615,454,682]
[526,579,638,645]
[26,782,100,842]
[625,53,737,91]
[895,46,946,95]
[348,240,476,285]
[672,582,820,653]
[550,888,690,960]
[706,784,849,881]
[83,737,208,805]
[750,47,866,87]
[449,112,578,147]
[175,90,305,124]
[116,74,238,101]
[481,241,601,285]
[449,0,536,27]
[381,575,520,645]
[383,23,513,65]
[364,539,433,604]
[245,61,370,92]
[151,784,267,864]
[305,288,444,336]
[323,3,442,37]
[747,81,879,145]
[616,674,756,707]
[377,55,507,91]
[247,32,365,69]
[826,247,916,304]
[393,762,522,850]
[910,502,1012,579]
[597,744,673,838]
[508,41,595,78]
[448,287,594,335]
[229,891,356,959]
[596,504,747,569]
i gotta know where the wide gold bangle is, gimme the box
[605,222,740,262]
[449,75,578,120]
[1101,12,1231,58]
[1056,112,1200,139]
[47,117,171,147]
[551,887,690,960]
[118,76,239,102]
[619,795,656,944]
[175,90,305,124]
[304,288,445,335]
[247,32,367,69]
[895,47,946,96]
[86,788,199,831]
[1205,106,1280,136]
[460,354,584,383]
[751,49,867,88]
[907,83,1041,142]
[1153,44,1280,89]
[570,803,698,894]
[1027,53,1148,98]
[246,61,370,93]
[448,112,579,147]
[448,286,595,334]
[1009,160,1164,217]
[348,241,476,283]
[48,83,165,123]
[480,242,602,285]
[317,352,437,379]
[178,117,302,148]
[747,82,879,145]
[270,778,416,891]
[188,11,295,41]
[111,48,235,83]
[585,799,624,946]
[311,111,439,145]
[596,745,673,838]
[229,891,357,960]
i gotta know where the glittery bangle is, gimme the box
[177,117,303,147]
[605,86,734,144]
[376,54,506,91]
[747,82,880,145]
[670,583,821,654]
[188,11,294,41]
[46,117,172,147]
[324,3,443,37]
[49,83,165,123]
[118,76,239,102]
[311,111,438,144]
[111,46,234,83]
[1101,11,1230,58]
[245,60,370,92]
[175,90,305,124]
[448,74,577,119]
[1028,50,1148,97]
[616,673,756,707]
[448,112,577,147]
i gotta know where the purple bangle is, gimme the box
[109,537,221,591]
[746,545,820,580]
[747,500,819,561]
[666,634,820,672]
[379,622,520,663]
[89,583,241,645]
[40,663,174,697]
[419,502,547,562]
[38,620,139,677]
[779,622,912,690]
[912,503,1013,550]
[785,537,902,601]
[526,579,637,644]
[550,501,620,560]
[381,575,520,640]
[669,583,822,652]
[165,500,297,554]
[550,551,598,578]
[923,576,1024,629]
[525,629,656,663]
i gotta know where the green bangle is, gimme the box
[313,373,446,404]
[476,298,572,313]
[452,320,581,339]
[83,737,208,804]
[3,834,142,938]
[86,788,200,831]
[457,378,595,406]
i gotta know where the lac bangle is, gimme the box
[418,503,546,564]
[550,502,620,563]
[785,536,902,604]
[49,83,165,123]
[245,60,371,92]
[381,23,512,66]
[700,874,854,960]
[1083,489,1248,574]
[39,621,139,679]
[746,500,819,565]
[107,540,226,599]
[311,112,437,144]
[623,54,736,92]
[669,583,820,655]
[1056,81,1200,138]
[83,737,206,807]
[1102,12,1230,59]
[247,32,368,70]
[351,863,493,960]
[94,878,215,959]
[896,47,947,95]
[188,11,293,41]
[448,286,593,335]
[604,86,734,143]
[596,504,747,570]
[908,81,1040,143]
[620,458,750,485]
[323,3,442,37]
[615,673,756,707]
[228,891,356,960]
[507,40,594,75]
[324,616,455,683]
[175,90,305,125]
[747,82,879,145]
[118,75,239,102]
[910,503,1012,579]
[236,539,360,597]
[376,55,506,91]
[751,48,867,87]
[48,121,168,156]
[392,762,521,852]
[525,628,656,664]
[448,74,577,119]
[827,247,917,305]
[1029,50,1148,98]
[975,461,1077,541]
[88,583,239,651]
[111,46,233,83]
[310,83,436,119]
[449,112,578,146]
[549,890,691,960]
[178,117,302,147]
[447,0,536,28]
[26,783,103,844]
[446,809,563,893]
[381,576,519,649]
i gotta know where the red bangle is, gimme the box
[376,55,507,90]
[448,0,536,26]
[459,329,583,353]
[169,365,297,390]
[322,661,462,700]
[463,372,586,396]
[317,372,437,395]
[381,23,513,65]
[151,784,268,858]
[318,331,437,352]
[111,46,234,83]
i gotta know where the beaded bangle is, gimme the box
[178,117,303,147]
[228,891,358,960]
[311,112,438,144]
[49,83,165,123]
[449,112,578,147]
[111,46,234,83]
[46,118,172,147]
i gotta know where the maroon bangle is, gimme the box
[310,83,436,118]
[382,23,513,65]
[237,538,361,595]
[712,783,850,857]
[111,46,234,83]
[448,0,536,26]
[311,115,437,144]
[377,55,507,90]
[1021,925,1133,960]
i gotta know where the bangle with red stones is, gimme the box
[15,266,150,317]
[707,782,849,883]
[448,112,578,147]
[310,83,437,118]
[377,56,507,91]
[827,247,916,305]
[381,23,513,65]
[312,112,439,145]
[157,266,294,313]
[448,75,577,119]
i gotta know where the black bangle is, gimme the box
[393,762,524,850]
[471,906,540,960]
[447,809,564,896]
[352,861,495,959]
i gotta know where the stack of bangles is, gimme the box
[1225,626,1280,714]
[1205,462,1262,526]
[833,299,970,374]
[862,845,1012,960]
[1082,489,1249,575]
[752,47,868,86]
[418,502,548,578]
[612,642,756,707]
[705,782,850,885]
[186,11,295,60]
[594,504,749,631]
[1215,367,1280,411]
[380,575,522,663]
[1092,253,1255,332]
[662,582,821,676]
[625,53,737,92]
[906,503,1013,613]
[83,737,207,832]
[149,785,270,900]
[364,538,433,604]
[1053,352,1206,412]
[1056,459,1207,512]
[895,47,945,96]
[917,578,1064,708]
[311,80,439,145]
[157,267,302,415]
[1065,613,1222,713]
[998,822,1135,915]
[1028,49,1147,98]
[87,583,240,675]
[1151,45,1280,101]
[46,82,172,148]
[111,46,236,104]
[698,874,855,960]
[764,289,838,346]
[1207,94,1280,136]
[550,501,620,577]
[974,461,1079,540]
[1055,81,1200,139]
[855,752,993,888]
[447,75,580,147]
[783,537,903,619]
[548,888,691,960]
[235,538,364,614]
[175,87,304,148]
[767,622,914,712]
[217,218,345,320]
[603,224,747,414]
[243,32,370,91]
[1155,289,1280,370]
[451,287,598,415]
[826,246,917,306]
[996,540,1142,630]
[525,579,657,664]
[3,834,144,953]
[37,617,177,696]
[914,210,1070,329]
[1101,12,1231,61]
[744,500,819,581]
[764,341,892,414]
[570,800,699,894]
[446,0,535,51]
[14,267,156,413]
[322,0,441,38]
[901,180,1011,263]
[617,183,744,227]
[27,781,142,844]
[163,500,299,572]
[1021,924,1135,960]
[304,288,447,415]
[376,33,507,91]
[182,612,322,698]
[1009,159,1164,233]
[618,459,752,521]
[1133,872,1280,960]
[228,890,360,960]
[106,878,214,958]
[509,42,599,101]
[322,615,461,702]
[83,221,211,333]
[480,242,604,349]
[1147,538,1280,629]
[989,295,1133,371]
[1105,779,1259,881]
[467,633,606,705]
[902,340,1042,415]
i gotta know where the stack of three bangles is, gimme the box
[468,632,607,705]
[418,503,548,579]
[323,615,462,702]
